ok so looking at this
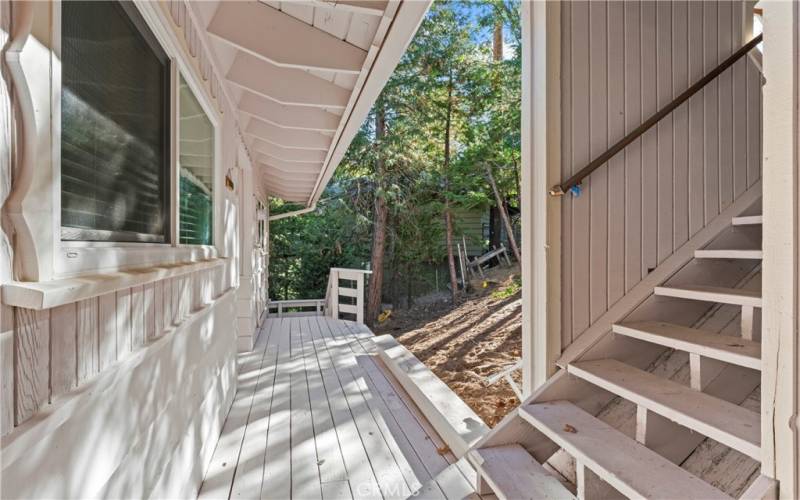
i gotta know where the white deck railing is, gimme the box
[266,298,326,318]
[325,268,372,324]
[268,267,372,323]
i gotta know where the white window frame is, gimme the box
[46,0,223,279]
[175,67,222,250]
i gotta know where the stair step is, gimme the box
[469,444,574,500]
[732,215,763,226]
[613,322,761,370]
[568,359,760,459]
[409,458,481,500]
[654,285,762,307]
[694,249,763,259]
[520,401,731,500]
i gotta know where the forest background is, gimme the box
[269,0,522,325]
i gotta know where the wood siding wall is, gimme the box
[560,1,762,347]
[5,267,229,432]
[1,1,245,496]
[2,285,237,499]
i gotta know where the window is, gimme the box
[256,200,267,249]
[179,76,215,245]
[61,1,171,242]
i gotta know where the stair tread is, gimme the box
[520,401,731,500]
[613,321,761,370]
[694,249,763,259]
[654,284,762,307]
[470,444,574,500]
[568,359,760,459]
[732,215,763,226]
[409,458,481,500]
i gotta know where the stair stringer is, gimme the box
[468,182,764,496]
[558,181,763,367]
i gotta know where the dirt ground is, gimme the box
[373,264,522,427]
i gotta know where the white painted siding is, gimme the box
[2,288,238,499]
[0,2,245,497]
[560,1,762,347]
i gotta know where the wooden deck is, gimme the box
[198,316,483,500]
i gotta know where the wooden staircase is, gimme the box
[466,209,771,500]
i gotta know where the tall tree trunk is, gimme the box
[493,17,503,61]
[366,105,387,326]
[486,164,521,262]
[443,74,459,303]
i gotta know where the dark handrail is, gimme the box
[551,33,763,197]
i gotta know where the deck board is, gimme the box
[200,316,480,499]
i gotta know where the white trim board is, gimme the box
[2,258,227,310]
[371,334,489,457]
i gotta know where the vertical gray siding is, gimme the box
[560,1,762,347]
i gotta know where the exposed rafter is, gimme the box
[258,154,323,173]
[259,169,320,183]
[209,2,367,74]
[264,188,307,201]
[226,52,350,109]
[262,176,313,189]
[259,158,324,175]
[262,183,316,197]
[238,91,340,132]
[263,181,317,193]
[264,179,317,191]
[246,118,332,150]
[250,137,328,163]
[306,0,388,16]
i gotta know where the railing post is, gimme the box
[330,269,339,320]
[278,302,283,318]
[356,272,364,324]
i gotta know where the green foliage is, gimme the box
[491,276,522,299]
[268,0,521,304]
[269,193,371,299]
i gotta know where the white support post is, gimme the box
[356,272,364,324]
[761,3,800,495]
[576,460,625,500]
[689,353,726,391]
[522,0,562,397]
[330,269,340,320]
[741,305,755,341]
[635,405,688,465]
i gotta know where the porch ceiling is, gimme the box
[192,0,430,207]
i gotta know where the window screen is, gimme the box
[179,77,214,245]
[61,1,170,242]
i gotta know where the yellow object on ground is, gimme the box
[378,309,392,323]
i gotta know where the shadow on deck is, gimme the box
[198,316,481,500]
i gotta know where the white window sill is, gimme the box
[2,258,228,310]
